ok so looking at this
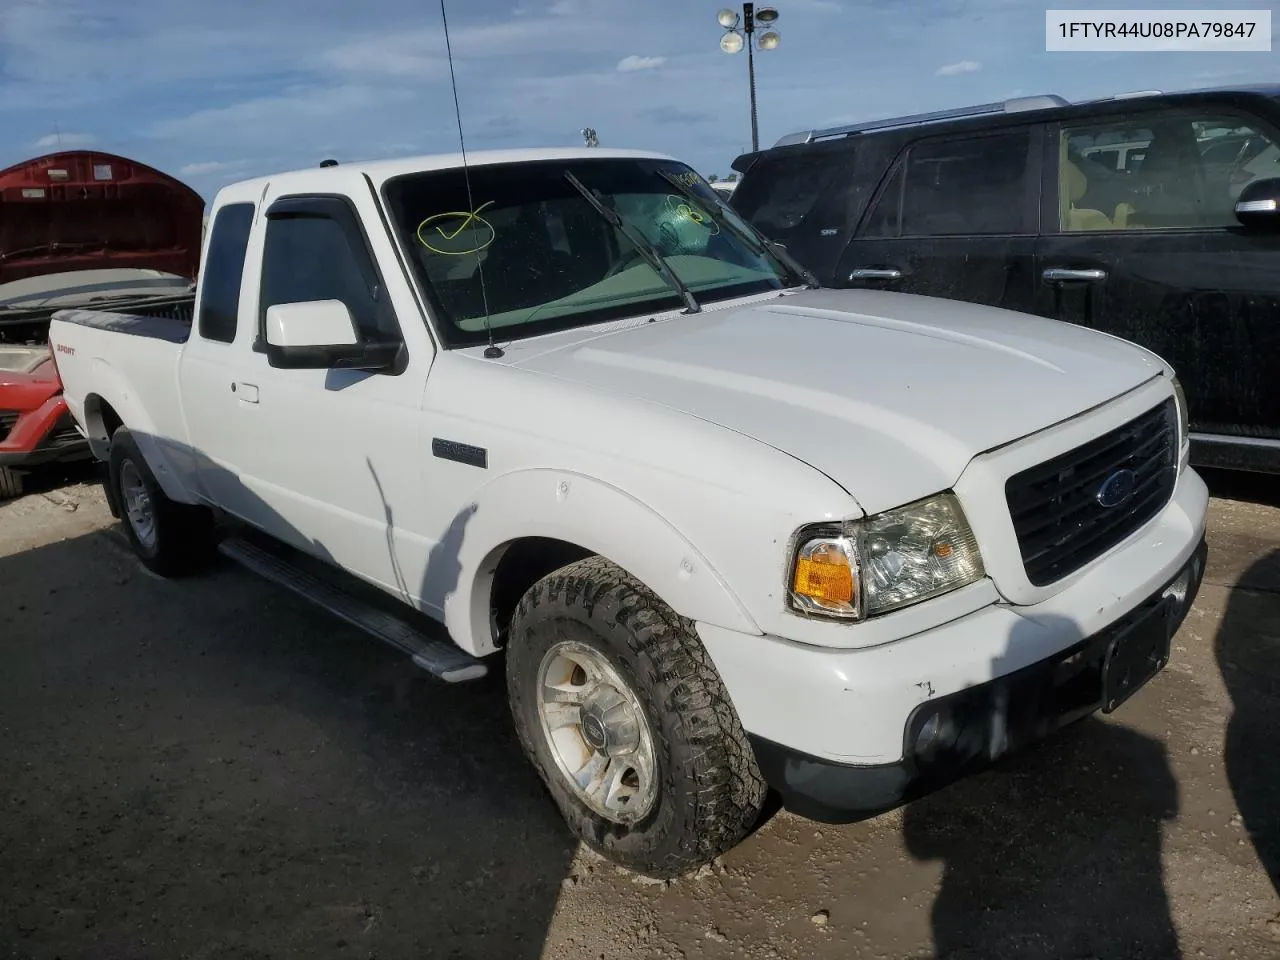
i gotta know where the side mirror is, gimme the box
[263,300,399,371]
[1234,177,1280,230]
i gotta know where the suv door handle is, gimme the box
[1042,267,1107,283]
[848,268,903,281]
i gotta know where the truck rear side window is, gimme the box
[198,203,255,343]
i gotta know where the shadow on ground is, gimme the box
[0,529,575,959]
[1217,547,1280,901]
[903,718,1180,959]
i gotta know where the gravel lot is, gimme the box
[2,467,1278,960]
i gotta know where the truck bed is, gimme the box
[49,294,195,344]
[1,292,194,345]
[48,294,199,501]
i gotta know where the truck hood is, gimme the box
[506,288,1166,514]
[0,150,205,286]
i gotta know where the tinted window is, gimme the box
[731,149,851,234]
[259,212,399,341]
[197,203,254,343]
[860,163,904,238]
[897,129,1035,236]
[1059,113,1280,231]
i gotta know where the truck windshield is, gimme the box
[381,157,797,347]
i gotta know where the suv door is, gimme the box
[1034,107,1280,469]
[835,124,1044,312]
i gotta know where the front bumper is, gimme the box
[696,463,1209,822]
[747,535,1206,823]
[0,397,90,469]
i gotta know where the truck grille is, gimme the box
[0,411,16,443]
[1006,398,1178,587]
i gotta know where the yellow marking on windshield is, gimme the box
[417,201,497,256]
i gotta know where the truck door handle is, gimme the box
[848,268,903,281]
[232,382,260,404]
[1042,267,1107,283]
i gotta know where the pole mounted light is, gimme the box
[717,4,780,153]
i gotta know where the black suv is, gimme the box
[729,86,1280,475]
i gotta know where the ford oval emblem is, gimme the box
[1096,468,1137,509]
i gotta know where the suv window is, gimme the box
[197,203,254,343]
[1058,113,1280,232]
[731,149,851,234]
[863,128,1036,237]
[258,211,399,342]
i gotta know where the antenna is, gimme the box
[439,0,501,359]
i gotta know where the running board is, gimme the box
[217,537,489,683]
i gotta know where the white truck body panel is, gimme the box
[47,146,1208,775]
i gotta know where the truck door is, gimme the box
[1034,108,1280,465]
[835,124,1043,314]
[217,182,437,601]
[179,200,261,512]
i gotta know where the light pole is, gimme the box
[717,5,781,153]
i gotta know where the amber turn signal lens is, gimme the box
[793,555,855,605]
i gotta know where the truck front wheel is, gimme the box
[107,427,215,577]
[506,556,766,878]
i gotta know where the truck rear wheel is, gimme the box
[107,427,214,577]
[506,555,766,878]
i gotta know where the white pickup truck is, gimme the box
[49,147,1209,878]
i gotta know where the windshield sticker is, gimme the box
[668,170,705,189]
[416,200,497,256]
[663,195,720,236]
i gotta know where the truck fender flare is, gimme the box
[82,362,200,506]
[445,469,762,657]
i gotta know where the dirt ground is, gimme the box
[1,466,1278,960]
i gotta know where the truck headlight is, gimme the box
[789,493,985,621]
[1171,374,1189,460]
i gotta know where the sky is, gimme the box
[0,0,1275,202]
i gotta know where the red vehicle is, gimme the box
[0,150,204,497]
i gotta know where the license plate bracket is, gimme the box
[1101,601,1173,714]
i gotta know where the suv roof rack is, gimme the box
[772,94,1071,147]
[1097,88,1163,101]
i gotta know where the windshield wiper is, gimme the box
[656,169,821,290]
[563,170,701,314]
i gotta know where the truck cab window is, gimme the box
[197,203,255,343]
[259,214,400,341]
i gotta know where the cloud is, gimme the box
[936,59,982,76]
[178,159,252,177]
[32,132,95,148]
[617,55,665,72]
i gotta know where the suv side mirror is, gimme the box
[1234,177,1280,230]
[264,300,399,371]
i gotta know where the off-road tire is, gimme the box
[0,466,23,500]
[506,555,767,878]
[107,427,215,577]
